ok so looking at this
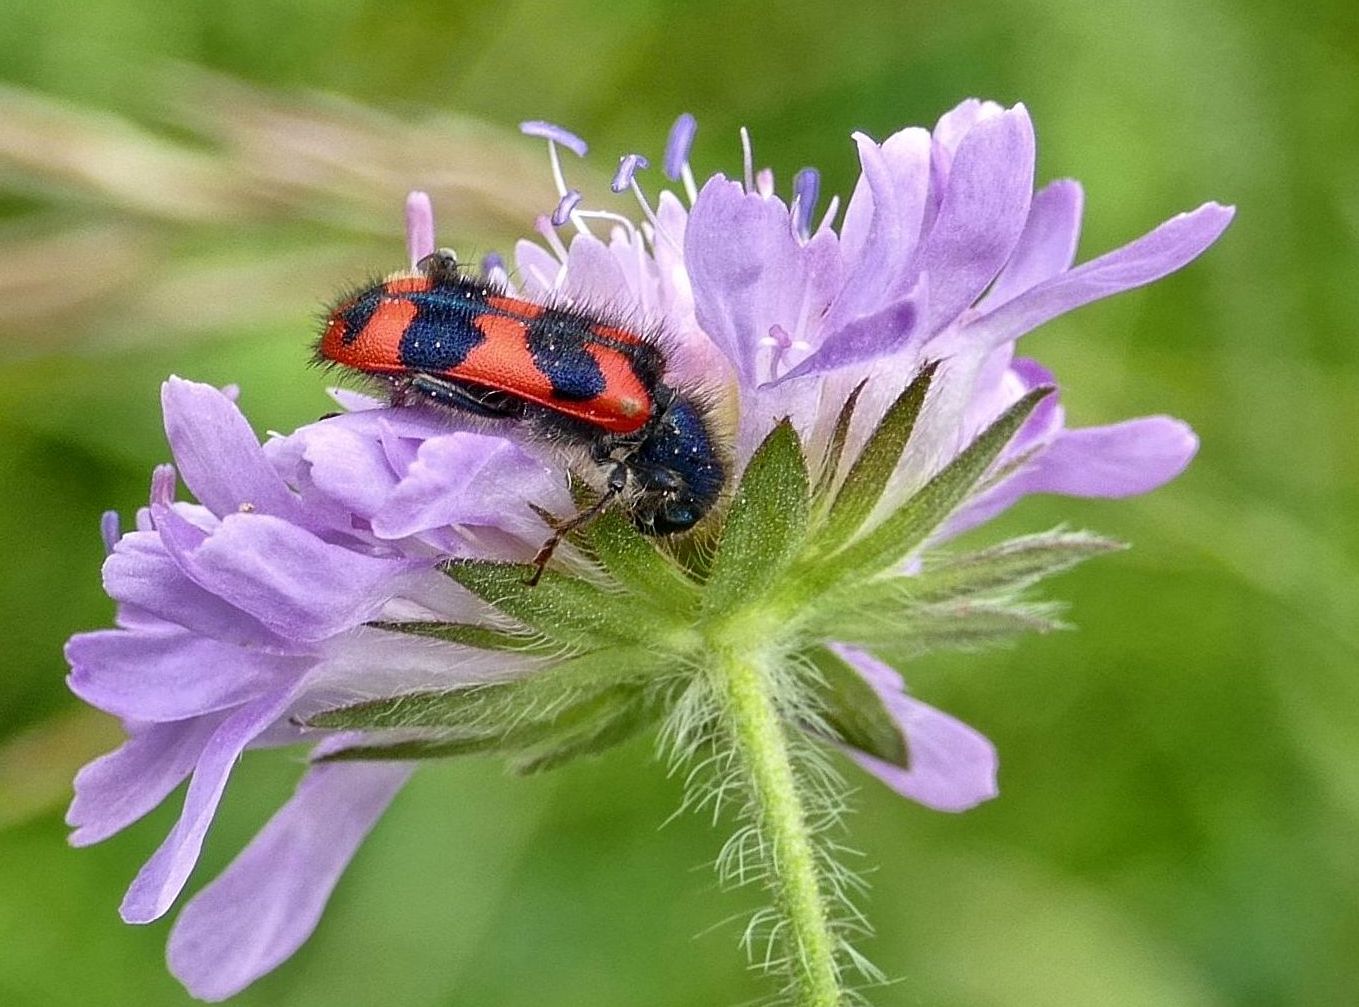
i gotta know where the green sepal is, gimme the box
[314,732,507,763]
[304,646,670,732]
[704,419,810,613]
[809,378,867,509]
[827,385,1054,584]
[802,647,908,769]
[814,362,937,551]
[510,687,656,774]
[315,683,656,770]
[443,559,682,646]
[585,508,702,614]
[834,597,1068,658]
[911,529,1125,602]
[366,620,556,654]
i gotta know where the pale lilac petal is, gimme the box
[66,629,308,722]
[832,645,997,812]
[514,238,563,296]
[562,233,631,308]
[370,434,566,540]
[916,105,1035,333]
[965,202,1236,351]
[294,420,401,521]
[404,191,435,269]
[103,531,302,652]
[121,689,297,923]
[833,127,931,317]
[167,761,412,1002]
[993,357,1064,454]
[983,179,1084,308]
[155,508,423,642]
[162,378,306,523]
[779,273,925,381]
[67,717,221,847]
[686,176,815,385]
[297,623,537,718]
[949,415,1198,535]
[326,387,384,412]
[931,98,1006,159]
[1019,415,1199,497]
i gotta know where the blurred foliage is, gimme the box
[0,0,1356,1004]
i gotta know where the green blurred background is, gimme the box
[1,1,1354,1004]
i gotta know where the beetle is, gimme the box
[316,249,726,582]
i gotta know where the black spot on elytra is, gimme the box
[398,294,486,371]
[339,291,381,345]
[526,310,606,401]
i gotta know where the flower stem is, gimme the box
[710,644,842,1007]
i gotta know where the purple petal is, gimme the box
[120,688,297,923]
[103,531,302,652]
[326,387,384,413]
[778,273,925,382]
[404,191,435,270]
[66,629,308,722]
[982,179,1084,309]
[561,232,632,309]
[965,202,1236,351]
[167,761,411,1002]
[293,419,402,522]
[1019,415,1199,497]
[67,717,221,847]
[300,622,534,712]
[950,415,1198,535]
[518,120,588,157]
[832,645,997,812]
[513,238,563,296]
[663,113,697,180]
[162,378,305,523]
[370,434,566,541]
[915,104,1035,334]
[833,127,931,321]
[931,98,1006,159]
[155,507,422,643]
[686,176,819,386]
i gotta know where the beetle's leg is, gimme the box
[527,464,628,586]
[407,373,525,418]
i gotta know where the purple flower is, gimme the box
[67,98,1231,999]
[69,377,569,998]
[503,99,1227,796]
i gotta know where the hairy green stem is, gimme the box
[710,644,842,1007]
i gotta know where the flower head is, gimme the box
[67,98,1231,1001]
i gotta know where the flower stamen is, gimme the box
[739,126,754,194]
[792,168,820,240]
[664,113,700,204]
